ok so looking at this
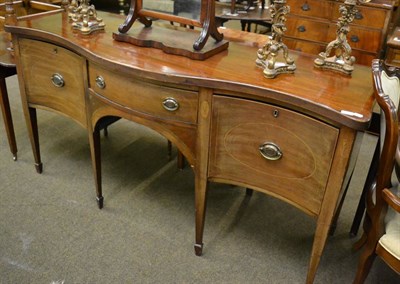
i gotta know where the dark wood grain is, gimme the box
[6,11,375,130]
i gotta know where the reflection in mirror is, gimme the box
[113,0,229,60]
[143,0,201,21]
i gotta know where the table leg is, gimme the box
[88,126,103,209]
[0,76,17,160]
[26,107,42,173]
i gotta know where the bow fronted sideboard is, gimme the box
[5,10,375,284]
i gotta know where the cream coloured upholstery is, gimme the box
[379,184,400,261]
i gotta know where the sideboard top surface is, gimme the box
[5,11,375,130]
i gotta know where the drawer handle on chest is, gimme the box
[95,76,106,89]
[301,3,310,11]
[355,12,363,20]
[297,25,306,33]
[162,97,179,112]
[259,142,283,161]
[350,35,359,43]
[51,73,65,88]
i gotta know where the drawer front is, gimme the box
[209,96,339,215]
[18,38,86,126]
[287,0,332,20]
[286,16,330,43]
[284,37,326,54]
[332,2,388,29]
[89,63,198,124]
[327,24,382,53]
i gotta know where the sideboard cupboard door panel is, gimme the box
[88,62,198,125]
[209,96,339,215]
[18,38,87,127]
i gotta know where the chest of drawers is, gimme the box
[284,0,393,66]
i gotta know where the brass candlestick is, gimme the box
[256,0,295,79]
[314,0,371,75]
[69,0,105,35]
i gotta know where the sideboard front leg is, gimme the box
[195,177,209,256]
[194,88,213,256]
[306,127,356,284]
[27,107,43,173]
[88,126,103,209]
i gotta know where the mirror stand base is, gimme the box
[113,25,229,60]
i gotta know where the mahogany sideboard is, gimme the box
[5,10,375,284]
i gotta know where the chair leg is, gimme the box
[353,242,377,284]
[350,140,380,237]
[0,76,17,160]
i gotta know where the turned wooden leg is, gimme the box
[353,241,377,284]
[89,127,103,209]
[0,76,17,161]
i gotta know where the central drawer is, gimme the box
[209,96,339,215]
[88,62,198,124]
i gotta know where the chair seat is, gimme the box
[379,184,400,261]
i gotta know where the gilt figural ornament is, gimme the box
[314,0,372,75]
[256,0,296,79]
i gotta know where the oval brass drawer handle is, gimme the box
[95,76,106,89]
[259,142,283,161]
[162,97,179,112]
[51,73,65,88]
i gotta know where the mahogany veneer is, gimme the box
[5,10,375,284]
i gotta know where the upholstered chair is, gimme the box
[353,59,400,283]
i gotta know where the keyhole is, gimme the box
[273,110,279,118]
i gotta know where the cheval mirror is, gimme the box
[113,0,229,60]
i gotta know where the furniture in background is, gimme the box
[353,59,400,283]
[386,25,400,67]
[6,9,375,284]
[0,0,63,161]
[91,0,129,15]
[215,0,271,32]
[0,32,17,160]
[284,0,393,66]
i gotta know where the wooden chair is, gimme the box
[353,59,400,283]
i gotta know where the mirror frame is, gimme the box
[116,0,226,52]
